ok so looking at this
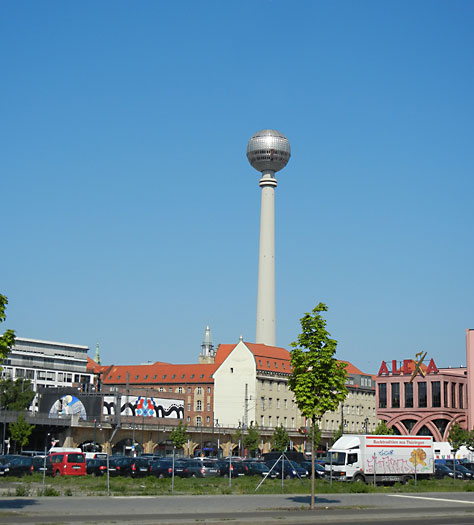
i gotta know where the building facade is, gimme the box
[375,355,467,441]
[1,337,95,412]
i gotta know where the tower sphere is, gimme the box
[246,129,291,173]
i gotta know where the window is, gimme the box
[188,387,191,393]
[172,374,176,379]
[159,387,164,392]
[276,398,280,409]
[153,375,157,379]
[418,382,427,408]
[444,381,449,407]
[284,417,287,427]
[207,387,211,393]
[391,382,400,408]
[196,400,202,411]
[291,417,295,428]
[284,399,287,409]
[230,368,233,373]
[163,374,167,379]
[16,369,25,378]
[187,416,191,422]
[26,370,35,380]
[197,387,202,395]
[57,372,64,382]
[378,383,387,409]
[282,363,285,370]
[404,382,413,408]
[277,383,281,391]
[168,387,172,392]
[206,416,210,423]
[181,374,185,379]
[451,383,456,408]
[269,382,272,391]
[178,387,183,394]
[260,415,264,426]
[276,416,280,426]
[261,397,265,410]
[191,374,195,379]
[267,361,270,368]
[201,374,204,379]
[187,403,191,411]
[268,398,272,408]
[268,416,272,426]
[460,384,464,409]
[196,416,202,426]
[259,360,262,366]
[135,375,139,379]
[291,399,295,409]
[207,403,210,412]
[432,381,441,408]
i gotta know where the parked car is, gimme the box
[0,455,34,477]
[434,463,463,479]
[265,459,307,479]
[150,458,188,478]
[183,459,220,478]
[111,456,151,478]
[299,461,325,479]
[436,460,473,480]
[32,455,53,475]
[216,459,247,477]
[86,458,108,476]
[243,461,275,477]
[50,452,86,477]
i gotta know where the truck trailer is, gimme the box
[326,434,434,484]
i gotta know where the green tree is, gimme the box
[288,303,348,510]
[448,421,468,481]
[0,294,15,367]
[332,423,344,443]
[9,413,34,453]
[243,423,261,456]
[0,378,35,411]
[272,425,290,452]
[373,420,394,435]
[169,421,188,450]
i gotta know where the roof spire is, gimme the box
[201,325,214,357]
[94,342,101,365]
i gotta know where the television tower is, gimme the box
[247,129,291,346]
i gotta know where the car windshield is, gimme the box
[328,452,346,466]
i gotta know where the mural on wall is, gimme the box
[103,395,184,419]
[39,390,102,420]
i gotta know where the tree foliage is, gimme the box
[0,378,35,411]
[288,303,348,423]
[10,413,34,452]
[243,423,260,453]
[373,420,395,435]
[272,425,290,452]
[289,303,347,510]
[448,421,468,453]
[169,421,189,449]
[0,294,15,366]
[332,423,344,443]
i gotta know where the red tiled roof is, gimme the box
[102,362,218,385]
[339,360,364,375]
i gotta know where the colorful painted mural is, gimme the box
[103,395,184,419]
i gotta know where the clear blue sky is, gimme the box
[2,1,473,374]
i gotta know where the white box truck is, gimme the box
[325,435,434,484]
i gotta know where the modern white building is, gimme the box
[1,337,95,411]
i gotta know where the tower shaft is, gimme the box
[256,171,277,346]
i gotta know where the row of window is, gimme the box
[1,368,91,384]
[260,415,295,428]
[378,381,465,409]
[257,360,291,371]
[156,386,211,395]
[188,401,211,412]
[186,416,210,426]
[259,380,288,391]
[110,372,211,381]
[260,397,294,410]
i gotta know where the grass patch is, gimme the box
[1,473,474,497]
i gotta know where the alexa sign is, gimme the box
[378,352,439,377]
